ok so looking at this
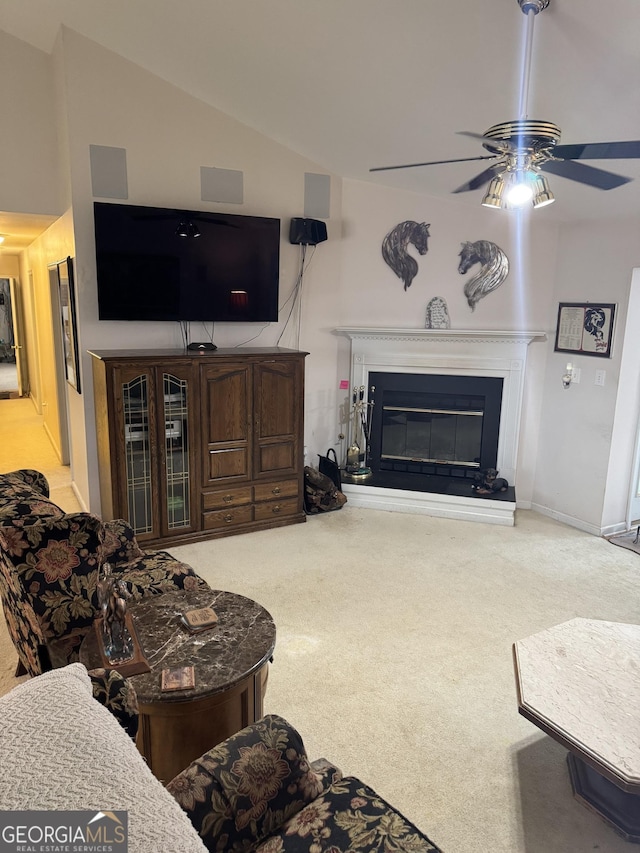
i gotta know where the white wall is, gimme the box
[0,30,61,216]
[339,179,560,504]
[55,28,343,510]
[532,217,640,533]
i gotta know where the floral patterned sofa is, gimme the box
[0,468,209,677]
[168,713,442,852]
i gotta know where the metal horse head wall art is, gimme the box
[382,221,431,290]
[458,240,509,311]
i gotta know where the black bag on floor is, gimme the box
[304,466,347,514]
[318,448,342,490]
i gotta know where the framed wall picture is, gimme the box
[53,257,81,393]
[554,302,616,359]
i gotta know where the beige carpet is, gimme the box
[170,509,637,853]
[0,397,638,851]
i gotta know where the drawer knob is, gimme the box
[272,486,281,495]
[224,513,233,523]
[223,494,233,503]
[272,505,281,514]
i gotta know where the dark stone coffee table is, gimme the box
[80,588,276,783]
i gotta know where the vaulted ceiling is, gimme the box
[1,0,639,238]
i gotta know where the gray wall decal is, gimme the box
[382,221,430,290]
[458,240,509,311]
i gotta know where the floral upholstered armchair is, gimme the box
[167,714,442,853]
[0,469,209,677]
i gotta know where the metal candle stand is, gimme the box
[343,385,375,482]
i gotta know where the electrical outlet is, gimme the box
[572,367,581,384]
[595,370,606,386]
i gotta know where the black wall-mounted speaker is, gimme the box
[289,217,328,246]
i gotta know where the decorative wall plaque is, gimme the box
[425,296,451,329]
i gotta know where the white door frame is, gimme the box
[625,269,640,527]
[48,263,70,466]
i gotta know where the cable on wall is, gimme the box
[277,243,316,348]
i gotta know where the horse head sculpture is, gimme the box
[458,240,509,311]
[382,221,431,290]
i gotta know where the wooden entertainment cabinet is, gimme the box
[90,347,307,547]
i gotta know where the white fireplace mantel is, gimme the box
[335,327,547,526]
[335,327,546,346]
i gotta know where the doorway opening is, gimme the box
[0,277,25,398]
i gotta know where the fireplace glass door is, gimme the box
[368,372,503,485]
[382,404,483,467]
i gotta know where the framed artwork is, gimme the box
[52,257,81,392]
[554,302,616,359]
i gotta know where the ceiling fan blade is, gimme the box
[553,140,640,161]
[541,159,632,189]
[369,155,497,173]
[457,131,517,154]
[452,165,499,194]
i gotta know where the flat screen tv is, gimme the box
[94,202,280,322]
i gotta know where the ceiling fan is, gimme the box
[370,0,640,210]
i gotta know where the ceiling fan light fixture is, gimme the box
[504,172,535,207]
[532,174,555,208]
[481,175,506,209]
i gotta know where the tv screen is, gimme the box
[94,202,280,322]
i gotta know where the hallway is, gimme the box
[0,397,80,511]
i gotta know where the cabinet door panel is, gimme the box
[258,442,295,474]
[255,362,297,438]
[201,364,252,486]
[253,360,302,479]
[207,447,249,479]
[112,365,160,541]
[158,365,198,537]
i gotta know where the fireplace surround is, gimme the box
[335,328,546,526]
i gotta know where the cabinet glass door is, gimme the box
[163,373,191,530]
[122,374,153,535]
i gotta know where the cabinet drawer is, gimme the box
[254,497,299,522]
[202,504,253,531]
[253,479,299,502]
[202,487,252,511]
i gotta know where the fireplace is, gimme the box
[368,372,503,492]
[335,327,546,525]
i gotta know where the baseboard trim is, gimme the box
[530,503,603,536]
[602,521,630,537]
[71,481,87,512]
